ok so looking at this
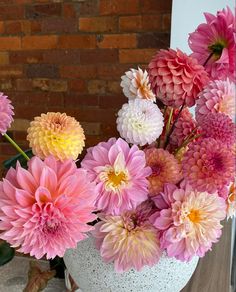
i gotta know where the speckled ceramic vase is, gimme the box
[64,236,198,292]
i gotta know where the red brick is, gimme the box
[22,35,58,50]
[12,131,27,143]
[99,95,126,109]
[63,3,78,18]
[119,15,162,31]
[140,0,172,13]
[15,79,33,91]
[50,79,68,92]
[137,33,170,48]
[0,66,23,77]
[78,0,98,16]
[88,80,106,94]
[79,16,117,32]
[101,122,118,136]
[69,79,87,92]
[42,18,77,33]
[26,64,59,78]
[0,5,24,20]
[25,3,62,19]
[64,94,99,107]
[32,78,50,91]
[58,35,96,49]
[10,51,43,64]
[162,13,171,31]
[0,52,9,65]
[97,34,136,48]
[4,21,21,34]
[81,122,100,136]
[43,50,80,64]
[0,21,4,33]
[0,79,12,91]
[80,49,118,64]
[100,0,139,15]
[0,37,21,50]
[97,64,130,80]
[30,21,42,33]
[119,49,157,63]
[107,80,122,94]
[60,65,97,79]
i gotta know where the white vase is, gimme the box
[64,236,198,292]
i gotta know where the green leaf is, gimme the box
[3,149,33,170]
[0,241,15,266]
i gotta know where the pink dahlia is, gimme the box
[0,156,97,259]
[93,200,161,272]
[226,182,236,219]
[195,79,235,121]
[189,7,235,81]
[0,92,14,134]
[145,148,182,196]
[151,183,226,261]
[81,138,151,215]
[199,112,235,146]
[182,138,235,194]
[148,48,209,108]
[170,108,198,147]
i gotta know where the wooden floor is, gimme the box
[182,220,232,292]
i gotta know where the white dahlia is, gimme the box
[116,99,164,146]
[121,67,156,102]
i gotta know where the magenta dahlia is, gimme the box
[81,138,151,215]
[0,156,97,259]
[148,48,209,108]
[195,79,235,121]
[182,138,235,194]
[0,92,14,134]
[189,6,235,81]
[199,112,235,146]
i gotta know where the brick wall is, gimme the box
[0,0,171,175]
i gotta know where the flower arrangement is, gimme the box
[0,6,235,276]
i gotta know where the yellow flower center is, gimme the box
[188,209,201,223]
[107,171,127,188]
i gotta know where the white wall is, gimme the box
[170,0,234,53]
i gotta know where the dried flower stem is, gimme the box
[3,133,30,161]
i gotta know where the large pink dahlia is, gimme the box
[0,92,14,134]
[182,138,235,194]
[189,7,235,81]
[148,48,209,108]
[81,138,151,215]
[151,183,226,261]
[195,79,235,121]
[0,156,97,259]
[199,112,235,146]
[93,200,161,272]
[145,148,182,196]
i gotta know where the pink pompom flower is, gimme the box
[93,200,161,273]
[148,48,209,108]
[199,112,235,146]
[151,183,226,261]
[195,79,235,121]
[81,138,151,215]
[182,138,235,194]
[189,7,235,81]
[0,92,14,135]
[0,156,97,259]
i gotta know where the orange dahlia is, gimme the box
[27,112,85,161]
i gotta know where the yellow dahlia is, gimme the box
[27,112,85,161]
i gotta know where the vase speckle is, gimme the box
[64,236,198,292]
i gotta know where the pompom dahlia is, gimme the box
[199,112,235,146]
[81,138,151,215]
[116,99,164,146]
[195,79,235,121]
[121,67,156,102]
[170,108,198,147]
[0,92,14,134]
[151,183,226,261]
[189,7,235,81]
[182,138,235,194]
[0,156,97,259]
[148,48,209,108]
[145,148,182,196]
[226,182,236,219]
[27,112,85,161]
[93,200,161,272]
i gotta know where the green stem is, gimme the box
[3,133,30,161]
[175,134,202,156]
